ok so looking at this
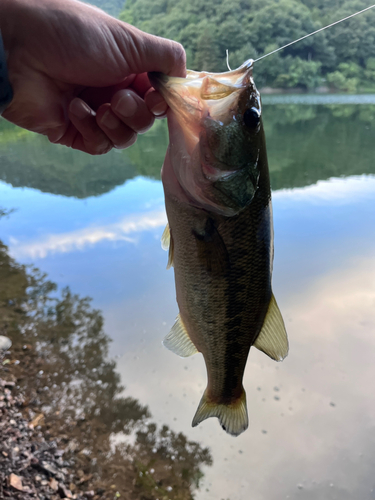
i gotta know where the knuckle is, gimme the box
[173,42,186,71]
[90,140,112,155]
[115,132,137,149]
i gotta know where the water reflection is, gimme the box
[1,102,375,197]
[0,233,212,498]
[263,103,375,189]
[0,118,137,198]
[10,208,167,259]
[1,96,375,500]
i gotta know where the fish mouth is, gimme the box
[148,72,168,92]
[149,59,254,91]
[148,59,255,124]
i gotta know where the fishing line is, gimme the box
[226,49,232,71]
[225,49,232,71]
[253,3,375,63]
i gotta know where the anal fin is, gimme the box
[163,314,198,357]
[253,293,289,361]
[192,388,248,437]
[161,223,174,269]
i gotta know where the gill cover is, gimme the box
[149,60,263,216]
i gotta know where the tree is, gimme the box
[117,0,375,90]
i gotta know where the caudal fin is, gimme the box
[192,389,248,437]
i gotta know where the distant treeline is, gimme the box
[2,103,375,196]
[118,0,375,91]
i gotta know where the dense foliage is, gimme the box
[118,0,375,90]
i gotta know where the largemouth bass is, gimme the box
[149,60,288,437]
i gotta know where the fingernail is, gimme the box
[101,109,120,130]
[115,91,138,118]
[70,98,93,120]
[151,101,168,116]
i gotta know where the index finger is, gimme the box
[130,73,153,98]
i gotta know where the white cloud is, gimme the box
[10,209,167,259]
[273,175,375,203]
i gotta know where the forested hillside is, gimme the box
[118,0,375,90]
[85,0,124,16]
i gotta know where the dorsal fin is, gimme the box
[163,314,199,357]
[161,223,174,269]
[253,294,288,361]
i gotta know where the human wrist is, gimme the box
[0,0,17,47]
[0,0,19,115]
[0,31,13,115]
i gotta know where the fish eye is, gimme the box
[243,107,260,129]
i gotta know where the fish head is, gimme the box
[149,59,266,216]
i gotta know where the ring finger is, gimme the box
[96,104,137,149]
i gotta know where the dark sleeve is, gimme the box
[0,31,13,115]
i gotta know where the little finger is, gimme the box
[69,98,112,154]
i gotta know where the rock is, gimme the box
[58,483,73,498]
[30,413,45,428]
[50,478,59,490]
[9,473,23,491]
[0,336,12,351]
[40,461,60,476]
[78,474,93,484]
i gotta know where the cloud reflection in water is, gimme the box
[10,209,167,259]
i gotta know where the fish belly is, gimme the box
[165,187,273,408]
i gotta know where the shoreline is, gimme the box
[259,86,375,95]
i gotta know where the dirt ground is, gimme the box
[0,354,102,500]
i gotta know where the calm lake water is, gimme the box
[1,94,375,499]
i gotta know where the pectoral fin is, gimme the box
[163,314,199,357]
[193,217,229,274]
[253,294,288,361]
[161,223,174,269]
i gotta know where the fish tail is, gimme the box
[192,388,248,437]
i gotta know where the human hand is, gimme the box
[0,0,185,154]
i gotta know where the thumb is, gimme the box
[115,22,186,78]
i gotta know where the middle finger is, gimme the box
[111,89,155,134]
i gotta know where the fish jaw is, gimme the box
[149,60,263,216]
